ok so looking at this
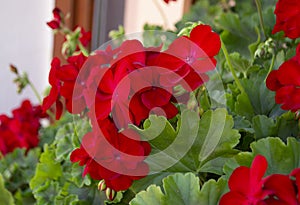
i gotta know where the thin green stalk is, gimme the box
[28,80,56,121]
[28,81,42,103]
[153,0,169,29]
[265,54,275,82]
[78,42,90,57]
[255,0,267,39]
[221,40,245,94]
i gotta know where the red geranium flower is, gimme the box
[266,44,300,112]
[42,53,88,119]
[70,118,150,191]
[0,100,46,156]
[56,53,88,114]
[47,8,62,30]
[272,0,300,39]
[157,24,220,90]
[78,27,91,48]
[219,155,270,205]
[263,174,299,205]
[42,57,64,119]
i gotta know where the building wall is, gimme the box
[124,0,184,33]
[0,0,54,113]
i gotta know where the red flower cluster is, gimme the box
[47,8,62,30]
[0,100,46,156]
[46,24,221,192]
[84,25,220,128]
[42,53,88,119]
[70,119,150,191]
[266,44,300,112]
[272,0,300,39]
[220,155,300,205]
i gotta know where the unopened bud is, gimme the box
[10,64,18,74]
[105,188,116,201]
[97,180,106,191]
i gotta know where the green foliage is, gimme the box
[0,174,15,205]
[224,137,300,177]
[0,148,40,204]
[130,173,226,205]
[131,109,239,193]
[29,119,98,205]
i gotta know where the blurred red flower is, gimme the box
[266,44,300,112]
[0,100,46,156]
[47,8,62,30]
[272,0,300,39]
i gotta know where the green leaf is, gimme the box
[225,52,251,75]
[216,12,257,57]
[162,173,201,204]
[134,109,240,176]
[235,92,255,120]
[252,113,299,140]
[194,109,240,174]
[130,185,163,205]
[198,178,227,205]
[224,137,300,177]
[252,115,276,139]
[130,173,226,205]
[30,145,62,193]
[131,173,200,205]
[0,174,14,205]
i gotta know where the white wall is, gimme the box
[0,0,54,114]
[124,0,184,33]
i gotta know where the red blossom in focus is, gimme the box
[220,155,300,205]
[42,53,88,119]
[69,24,221,194]
[272,0,300,39]
[0,100,46,156]
[266,44,300,112]
[70,118,150,191]
[47,8,62,30]
[219,155,270,205]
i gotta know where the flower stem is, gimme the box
[78,42,89,57]
[27,76,56,122]
[255,0,267,39]
[28,81,42,104]
[265,54,275,82]
[153,0,169,29]
[221,40,245,94]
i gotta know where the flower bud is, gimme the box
[10,64,18,74]
[105,188,116,201]
[254,38,276,59]
[97,180,106,191]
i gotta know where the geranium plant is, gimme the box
[0,0,300,204]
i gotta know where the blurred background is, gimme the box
[0,0,191,114]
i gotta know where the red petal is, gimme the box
[219,191,248,205]
[106,175,133,191]
[228,166,250,194]
[266,70,281,91]
[189,25,221,57]
[264,174,298,204]
[249,155,268,190]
